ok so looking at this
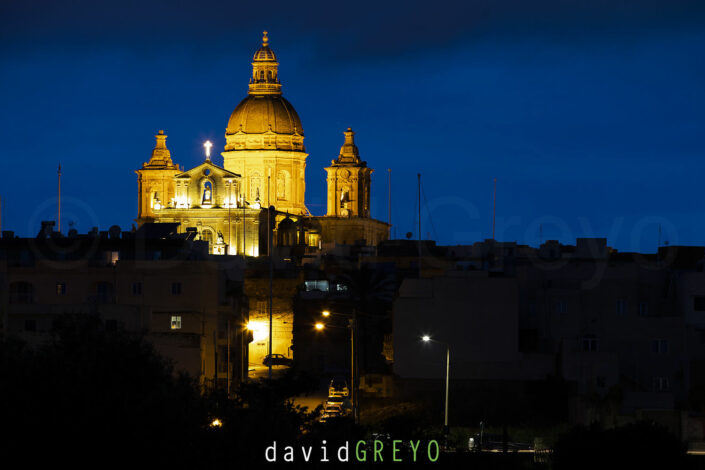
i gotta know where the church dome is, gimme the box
[226,94,303,136]
[224,32,306,152]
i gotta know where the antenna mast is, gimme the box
[57,163,62,234]
[388,169,392,238]
[417,173,422,277]
[492,178,497,241]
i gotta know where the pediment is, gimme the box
[175,160,241,180]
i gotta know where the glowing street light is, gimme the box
[322,310,331,317]
[315,322,325,331]
[421,335,450,437]
[246,321,268,342]
[210,418,223,428]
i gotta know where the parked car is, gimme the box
[262,354,293,367]
[468,433,532,452]
[320,403,344,422]
[325,395,352,414]
[328,378,349,397]
[326,395,345,408]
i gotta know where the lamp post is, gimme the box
[422,335,450,437]
[241,193,247,258]
[316,309,358,423]
[226,179,232,255]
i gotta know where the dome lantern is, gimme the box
[249,30,281,95]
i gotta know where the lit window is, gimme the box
[171,316,182,330]
[304,280,329,292]
[56,282,66,295]
[171,282,182,295]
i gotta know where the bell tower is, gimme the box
[136,130,180,225]
[325,128,372,218]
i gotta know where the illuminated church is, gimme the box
[136,32,389,256]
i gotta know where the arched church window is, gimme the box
[202,181,213,205]
[340,187,350,208]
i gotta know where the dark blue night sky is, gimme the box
[1,0,704,252]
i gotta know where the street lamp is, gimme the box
[314,322,325,331]
[421,335,450,437]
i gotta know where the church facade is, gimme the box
[136,32,388,256]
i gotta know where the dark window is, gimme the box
[171,282,182,295]
[9,282,34,304]
[555,300,567,314]
[582,336,599,352]
[217,346,229,373]
[528,302,536,315]
[56,282,66,295]
[95,282,114,303]
[616,299,626,315]
[132,282,142,296]
[652,377,670,392]
[24,319,36,332]
[105,320,118,332]
[651,339,670,354]
[694,296,705,312]
[639,302,649,317]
